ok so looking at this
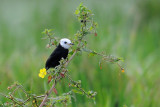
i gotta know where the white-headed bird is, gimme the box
[45,38,73,70]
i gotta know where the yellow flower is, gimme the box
[121,68,125,73]
[38,68,47,78]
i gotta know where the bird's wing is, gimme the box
[45,49,62,70]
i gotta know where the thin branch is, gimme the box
[35,95,45,98]
[39,17,86,107]
[22,97,31,105]
[65,49,77,67]
[18,85,28,95]
[65,73,90,97]
[39,38,83,107]
[39,79,57,107]
[0,93,23,106]
[0,93,9,99]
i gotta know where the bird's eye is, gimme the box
[64,41,67,44]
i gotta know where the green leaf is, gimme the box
[54,40,58,46]
[94,22,98,27]
[48,29,54,33]
[42,29,48,34]
[52,95,71,105]
[90,26,93,31]
[88,52,95,56]
[71,89,84,95]
[69,50,74,56]
[77,80,81,84]
[79,2,83,7]
[118,57,124,62]
[75,9,80,15]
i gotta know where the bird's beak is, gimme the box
[69,43,74,45]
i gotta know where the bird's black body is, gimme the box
[45,44,69,70]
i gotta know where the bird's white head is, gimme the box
[60,38,73,49]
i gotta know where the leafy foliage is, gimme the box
[0,3,123,106]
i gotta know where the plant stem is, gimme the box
[39,21,86,107]
[39,79,57,107]
[39,39,83,107]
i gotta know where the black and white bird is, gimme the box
[45,38,73,70]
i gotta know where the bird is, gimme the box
[45,38,73,70]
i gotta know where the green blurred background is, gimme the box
[0,0,160,106]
